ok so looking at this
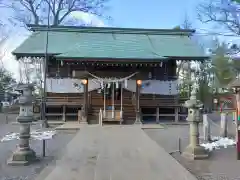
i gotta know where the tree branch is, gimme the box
[197,0,240,35]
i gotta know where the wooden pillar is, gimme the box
[112,82,115,119]
[156,107,160,123]
[62,105,66,122]
[81,79,88,124]
[103,84,106,118]
[135,80,141,124]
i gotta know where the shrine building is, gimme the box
[12,24,208,124]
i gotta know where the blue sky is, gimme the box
[108,0,201,29]
[2,0,208,79]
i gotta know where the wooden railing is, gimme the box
[46,96,83,105]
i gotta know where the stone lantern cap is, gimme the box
[183,88,203,109]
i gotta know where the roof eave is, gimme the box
[11,52,59,60]
[54,56,170,62]
[163,56,209,61]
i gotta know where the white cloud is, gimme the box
[69,11,106,27]
[2,12,106,81]
[2,31,29,81]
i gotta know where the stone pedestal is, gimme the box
[182,88,209,160]
[8,84,37,166]
[134,111,142,124]
[220,113,228,137]
[203,114,211,142]
[81,112,88,124]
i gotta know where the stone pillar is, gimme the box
[220,112,228,137]
[62,105,66,122]
[135,80,142,124]
[156,107,160,123]
[81,79,88,124]
[182,89,209,160]
[2,91,9,123]
[8,84,37,166]
[174,107,179,122]
[203,114,211,142]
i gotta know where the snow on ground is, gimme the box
[200,136,236,151]
[0,130,56,142]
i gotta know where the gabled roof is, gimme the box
[12,24,208,60]
[228,78,240,88]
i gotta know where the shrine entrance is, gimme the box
[88,72,140,124]
[100,82,123,123]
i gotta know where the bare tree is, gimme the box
[176,14,193,79]
[1,0,110,27]
[197,0,240,35]
[0,23,9,68]
[18,57,44,95]
[0,24,16,93]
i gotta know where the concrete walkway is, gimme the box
[36,125,197,180]
[54,122,164,130]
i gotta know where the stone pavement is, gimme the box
[55,122,164,130]
[35,125,197,180]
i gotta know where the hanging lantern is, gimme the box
[137,80,142,85]
[81,79,88,85]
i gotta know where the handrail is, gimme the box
[99,108,103,126]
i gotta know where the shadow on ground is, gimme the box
[145,125,240,180]
[0,113,77,180]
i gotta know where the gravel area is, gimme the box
[0,114,77,180]
[145,123,240,180]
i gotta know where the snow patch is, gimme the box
[1,130,56,142]
[200,136,236,151]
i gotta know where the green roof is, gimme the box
[12,25,208,60]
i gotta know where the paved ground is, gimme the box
[145,121,240,180]
[0,114,76,180]
[1,112,239,180]
[35,125,197,180]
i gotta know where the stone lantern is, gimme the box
[8,84,37,165]
[182,87,209,160]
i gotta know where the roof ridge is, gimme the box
[27,24,195,35]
